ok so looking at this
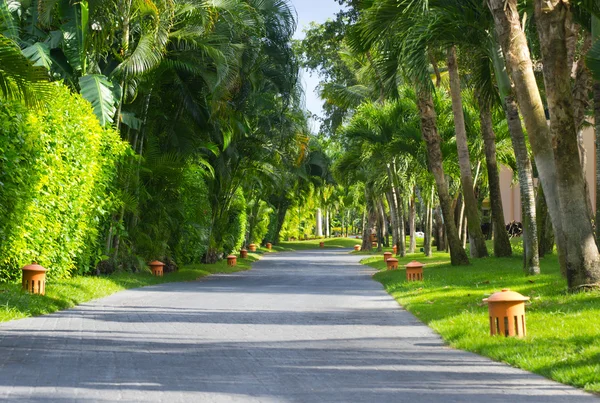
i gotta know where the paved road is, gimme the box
[0,249,597,402]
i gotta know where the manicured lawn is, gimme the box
[361,243,600,393]
[0,254,259,323]
[276,237,361,250]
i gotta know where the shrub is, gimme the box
[0,84,127,281]
[222,188,247,254]
[175,162,212,264]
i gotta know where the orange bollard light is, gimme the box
[483,289,530,337]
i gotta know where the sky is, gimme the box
[291,0,345,132]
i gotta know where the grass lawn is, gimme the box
[360,240,600,393]
[275,236,361,251]
[0,253,260,323]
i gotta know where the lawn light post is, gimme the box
[354,245,361,251]
[249,244,257,252]
[320,241,325,248]
[483,289,529,338]
[266,243,272,250]
[149,260,165,277]
[393,245,398,255]
[227,255,237,267]
[386,258,398,270]
[405,261,424,281]
[240,249,248,258]
[383,252,392,262]
[21,263,48,295]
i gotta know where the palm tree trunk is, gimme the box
[478,97,512,257]
[488,0,565,277]
[424,186,434,257]
[595,82,600,245]
[505,96,540,274]
[386,190,399,249]
[417,88,469,265]
[536,184,555,257]
[534,0,600,287]
[391,162,406,256]
[447,46,488,258]
[490,40,540,272]
[409,190,416,253]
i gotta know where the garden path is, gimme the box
[0,249,597,402]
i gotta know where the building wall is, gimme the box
[498,124,596,223]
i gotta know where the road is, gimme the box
[0,249,596,402]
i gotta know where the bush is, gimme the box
[222,188,247,254]
[175,162,212,264]
[0,84,127,281]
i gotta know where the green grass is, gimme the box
[275,237,361,251]
[360,243,600,393]
[0,254,259,323]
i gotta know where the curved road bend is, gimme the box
[0,249,597,402]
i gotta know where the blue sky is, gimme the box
[291,0,345,131]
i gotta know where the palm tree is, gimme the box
[356,1,470,265]
[488,0,600,288]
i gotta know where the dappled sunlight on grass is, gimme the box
[0,254,259,323]
[278,237,360,250]
[361,244,600,393]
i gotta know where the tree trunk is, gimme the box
[536,184,555,257]
[316,208,323,237]
[386,189,399,250]
[534,0,600,287]
[409,190,416,253]
[593,17,600,246]
[490,40,540,272]
[424,187,434,257]
[478,97,512,257]
[487,0,566,278]
[595,82,600,245]
[417,88,469,265]
[447,46,489,258]
[391,162,406,256]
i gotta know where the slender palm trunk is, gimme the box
[417,88,469,265]
[506,96,540,274]
[409,190,416,253]
[534,0,600,287]
[593,17,600,245]
[391,162,406,256]
[490,40,539,272]
[447,46,488,258]
[595,82,600,245]
[386,191,399,248]
[424,187,434,257]
[488,0,565,278]
[478,98,512,257]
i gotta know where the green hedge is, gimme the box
[175,162,212,264]
[0,84,128,281]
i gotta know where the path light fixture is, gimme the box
[354,245,361,251]
[483,289,530,338]
[393,245,398,255]
[319,242,324,248]
[149,261,165,277]
[21,263,48,295]
[386,258,398,270]
[405,261,424,281]
[372,241,377,248]
[227,255,237,267]
[249,244,257,252]
[266,243,272,250]
[383,252,393,262]
[240,249,248,258]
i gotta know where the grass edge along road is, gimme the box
[360,242,600,394]
[0,254,260,323]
